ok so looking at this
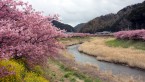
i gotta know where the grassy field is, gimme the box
[106,39,145,50]
[79,37,145,70]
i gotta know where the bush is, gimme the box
[70,77,76,82]
[24,72,49,82]
[64,72,74,78]
[0,60,49,82]
[32,66,44,76]
[84,78,92,82]
[0,60,25,82]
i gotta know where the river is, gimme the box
[67,45,145,80]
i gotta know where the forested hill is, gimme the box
[74,23,86,32]
[77,1,145,33]
[52,20,76,32]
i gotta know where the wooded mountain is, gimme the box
[52,20,76,32]
[74,23,85,32]
[78,1,145,33]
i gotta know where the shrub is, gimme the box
[70,77,76,82]
[32,66,44,76]
[64,72,74,78]
[0,60,50,82]
[24,72,49,82]
[0,60,25,82]
[84,78,92,82]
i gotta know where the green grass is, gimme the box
[47,59,101,82]
[106,39,145,50]
[57,61,101,82]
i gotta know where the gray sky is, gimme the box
[22,0,144,26]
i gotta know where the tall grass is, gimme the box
[79,37,145,70]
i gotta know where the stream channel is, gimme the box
[67,45,145,80]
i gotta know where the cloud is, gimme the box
[21,0,144,26]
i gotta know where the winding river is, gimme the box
[67,45,145,80]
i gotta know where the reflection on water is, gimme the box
[67,45,145,80]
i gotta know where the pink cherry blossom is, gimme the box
[114,29,145,40]
[0,0,64,77]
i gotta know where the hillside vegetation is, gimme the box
[52,20,76,32]
[78,1,145,33]
[74,23,86,32]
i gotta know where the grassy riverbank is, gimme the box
[59,37,92,46]
[43,37,101,82]
[58,37,141,82]
[46,58,101,82]
[106,39,145,50]
[4,37,141,82]
[79,37,145,70]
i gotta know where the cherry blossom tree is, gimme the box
[0,0,64,67]
[114,29,145,40]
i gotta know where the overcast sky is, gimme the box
[22,0,144,26]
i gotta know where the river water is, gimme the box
[67,45,145,80]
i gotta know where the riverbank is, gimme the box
[57,37,141,82]
[45,37,102,82]
[59,37,92,46]
[79,37,145,70]
[57,49,137,82]
[106,39,145,50]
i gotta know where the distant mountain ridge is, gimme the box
[52,20,75,32]
[77,1,145,33]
